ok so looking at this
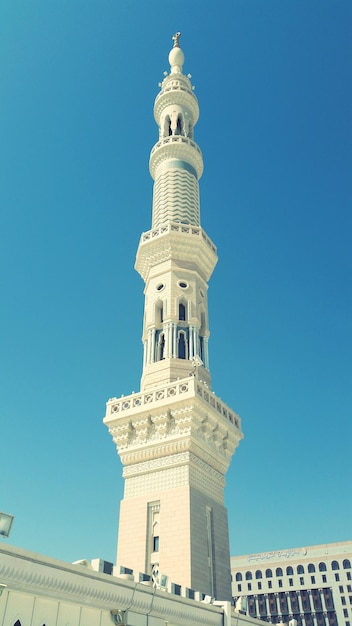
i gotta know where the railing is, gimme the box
[108,377,240,430]
[150,135,202,156]
[140,221,217,254]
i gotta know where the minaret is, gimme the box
[104,34,243,601]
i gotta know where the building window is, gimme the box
[279,579,283,588]
[348,586,352,592]
[312,589,323,611]
[350,595,352,603]
[344,610,348,618]
[153,536,159,552]
[178,330,187,359]
[236,573,242,581]
[237,584,242,592]
[323,574,327,583]
[245,571,252,580]
[276,567,283,577]
[297,565,304,574]
[287,566,293,576]
[248,583,252,591]
[268,580,272,589]
[258,581,262,590]
[332,561,340,570]
[348,572,352,581]
[323,588,335,610]
[311,575,316,584]
[340,586,345,593]
[319,562,327,572]
[266,569,273,578]
[300,577,304,585]
[308,563,316,573]
[336,573,340,582]
[179,302,186,321]
[289,578,293,586]
[342,597,346,605]
[300,589,311,612]
[256,570,262,579]
[344,560,352,570]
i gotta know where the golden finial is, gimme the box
[172,32,181,48]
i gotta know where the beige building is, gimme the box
[231,541,352,626]
[104,33,243,601]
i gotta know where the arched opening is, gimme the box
[276,567,283,577]
[265,569,272,578]
[255,570,262,579]
[286,566,293,575]
[343,559,351,569]
[331,561,339,570]
[297,565,304,574]
[157,333,165,360]
[179,302,186,321]
[308,563,316,573]
[178,331,187,359]
[235,573,242,581]
[319,562,327,572]
[175,115,182,135]
[245,571,252,581]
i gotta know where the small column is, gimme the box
[204,336,210,369]
[189,325,194,358]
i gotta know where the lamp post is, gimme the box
[0,511,14,538]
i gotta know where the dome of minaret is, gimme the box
[168,32,184,72]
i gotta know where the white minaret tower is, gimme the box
[104,34,243,601]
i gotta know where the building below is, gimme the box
[231,541,352,626]
[0,543,265,626]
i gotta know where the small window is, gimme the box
[332,561,340,570]
[343,560,351,570]
[245,571,252,580]
[319,562,327,572]
[311,575,316,584]
[287,566,293,576]
[256,570,262,579]
[153,536,159,552]
[300,577,304,585]
[323,574,327,583]
[235,573,242,582]
[156,283,164,291]
[268,580,272,589]
[237,583,242,592]
[340,586,344,593]
[308,563,316,573]
[279,579,283,588]
[258,581,262,590]
[276,567,283,577]
[266,569,272,578]
[289,578,293,586]
[179,303,186,321]
[343,610,348,618]
[297,565,304,574]
[178,281,188,289]
[248,582,252,591]
[348,572,352,581]
[335,573,340,582]
[342,597,346,605]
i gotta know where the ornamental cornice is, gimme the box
[135,223,217,282]
[154,85,199,124]
[149,136,203,179]
[0,546,223,626]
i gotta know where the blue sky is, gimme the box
[1,0,351,566]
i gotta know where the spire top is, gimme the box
[168,32,184,73]
[172,32,181,48]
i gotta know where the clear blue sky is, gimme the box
[1,0,351,565]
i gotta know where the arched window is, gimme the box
[157,333,165,361]
[179,303,186,321]
[276,567,283,577]
[266,569,273,578]
[178,331,187,359]
[235,573,242,581]
[343,559,351,569]
[255,570,262,579]
[286,566,293,576]
[14,622,22,626]
[297,565,304,574]
[331,561,339,570]
[319,562,327,572]
[308,563,316,573]
[245,571,252,580]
